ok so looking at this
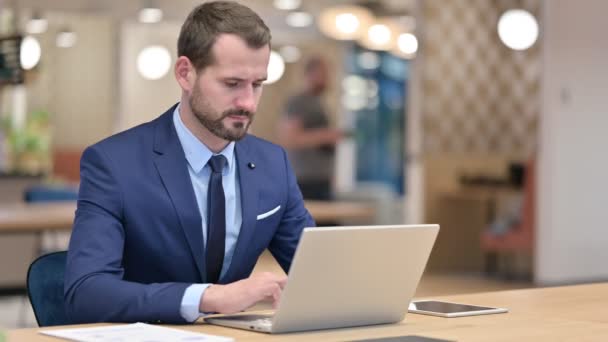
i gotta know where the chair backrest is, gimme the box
[27,251,69,327]
[24,185,78,203]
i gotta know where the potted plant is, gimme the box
[0,110,51,175]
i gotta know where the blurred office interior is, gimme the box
[0,0,607,329]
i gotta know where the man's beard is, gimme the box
[189,87,254,141]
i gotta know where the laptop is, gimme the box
[204,224,439,334]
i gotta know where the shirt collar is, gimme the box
[173,103,235,174]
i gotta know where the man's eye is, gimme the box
[225,82,238,88]
[253,83,263,89]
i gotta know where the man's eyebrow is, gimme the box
[223,77,245,82]
[222,77,267,82]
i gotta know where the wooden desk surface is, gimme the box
[0,200,375,233]
[0,202,76,233]
[304,200,375,223]
[8,283,608,341]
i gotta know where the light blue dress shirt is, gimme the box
[173,105,243,322]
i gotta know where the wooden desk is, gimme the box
[9,283,608,341]
[305,200,375,223]
[0,200,375,233]
[0,202,76,233]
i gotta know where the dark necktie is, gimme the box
[206,154,227,283]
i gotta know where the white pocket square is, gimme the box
[256,205,281,220]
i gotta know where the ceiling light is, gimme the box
[318,5,374,40]
[20,36,41,70]
[137,45,172,80]
[56,28,77,48]
[369,24,391,45]
[279,45,301,63]
[273,0,301,11]
[26,11,48,34]
[265,50,285,85]
[139,7,163,24]
[358,18,399,51]
[497,9,539,51]
[336,13,360,34]
[390,32,418,59]
[397,33,418,54]
[286,11,313,28]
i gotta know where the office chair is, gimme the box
[19,186,76,327]
[480,159,535,279]
[26,251,70,327]
[24,184,78,254]
[24,184,79,203]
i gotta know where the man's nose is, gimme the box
[235,87,256,113]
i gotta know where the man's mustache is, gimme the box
[221,109,252,118]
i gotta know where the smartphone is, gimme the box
[408,300,508,318]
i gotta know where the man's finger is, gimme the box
[277,276,288,289]
[271,287,282,309]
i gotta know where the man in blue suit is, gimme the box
[64,1,314,324]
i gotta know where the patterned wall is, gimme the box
[421,0,541,157]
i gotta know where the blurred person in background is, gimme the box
[277,57,343,200]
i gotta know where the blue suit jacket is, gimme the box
[64,105,314,324]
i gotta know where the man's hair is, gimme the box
[177,1,271,71]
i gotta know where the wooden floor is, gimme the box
[0,252,532,329]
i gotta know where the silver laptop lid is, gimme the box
[271,224,439,333]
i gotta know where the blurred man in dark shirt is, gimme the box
[278,57,343,200]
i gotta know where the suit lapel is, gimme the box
[223,138,259,282]
[152,108,206,281]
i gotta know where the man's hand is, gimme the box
[199,272,287,314]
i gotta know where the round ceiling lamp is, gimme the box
[20,36,41,70]
[137,45,172,80]
[265,50,285,85]
[26,11,48,34]
[391,32,418,59]
[56,28,77,48]
[318,5,374,40]
[139,0,163,23]
[358,18,400,51]
[273,0,301,11]
[497,9,539,51]
[139,8,163,23]
[286,11,313,28]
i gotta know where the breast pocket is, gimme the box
[256,205,281,221]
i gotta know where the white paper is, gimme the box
[40,322,234,342]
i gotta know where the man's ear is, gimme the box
[174,56,196,92]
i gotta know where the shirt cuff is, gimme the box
[180,283,211,322]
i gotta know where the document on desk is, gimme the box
[40,322,234,342]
